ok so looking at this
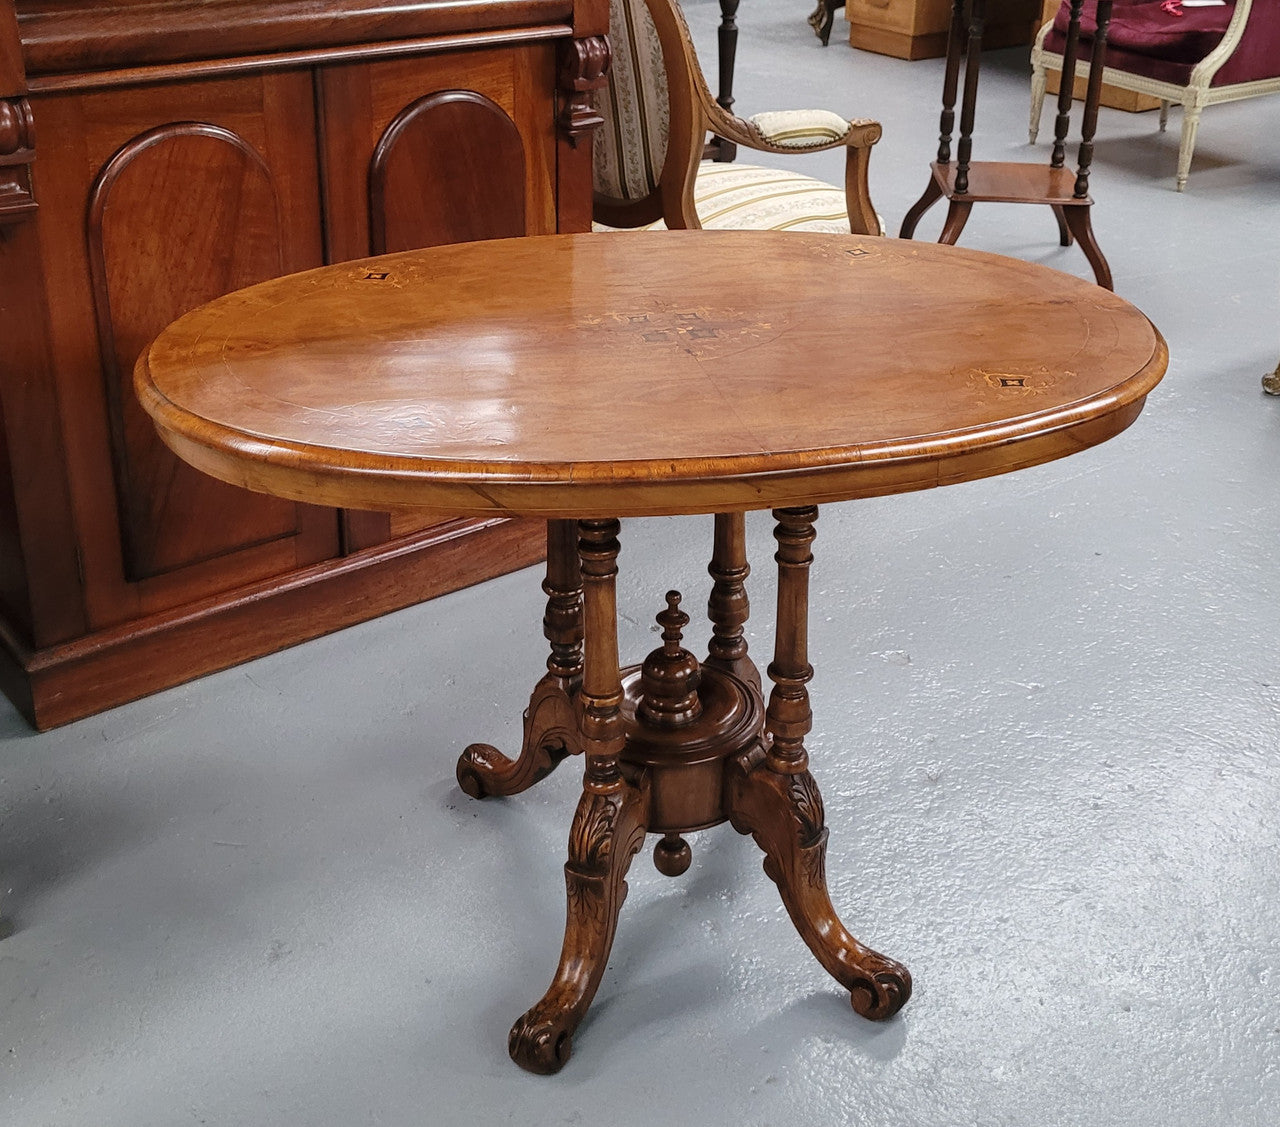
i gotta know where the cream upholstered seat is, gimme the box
[593,0,882,235]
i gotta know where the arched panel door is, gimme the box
[370,90,527,254]
[316,45,559,549]
[86,122,326,582]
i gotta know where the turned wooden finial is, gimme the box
[638,590,702,728]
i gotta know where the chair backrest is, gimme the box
[592,0,705,228]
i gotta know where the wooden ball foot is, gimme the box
[653,833,692,876]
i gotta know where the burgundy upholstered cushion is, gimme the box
[1047,1,1234,64]
[1046,0,1280,87]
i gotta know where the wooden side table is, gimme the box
[135,230,1166,1072]
[900,0,1115,289]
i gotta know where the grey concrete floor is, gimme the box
[4,5,1279,1125]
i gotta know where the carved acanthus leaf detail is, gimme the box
[788,771,825,842]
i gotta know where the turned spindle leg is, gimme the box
[705,512,759,690]
[1052,0,1085,170]
[900,0,965,240]
[508,519,650,1074]
[457,520,582,798]
[1067,0,1114,291]
[952,0,986,199]
[728,507,911,1021]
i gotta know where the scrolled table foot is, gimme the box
[456,677,578,799]
[727,748,911,1022]
[509,773,649,1074]
[508,1007,575,1074]
[849,963,913,1021]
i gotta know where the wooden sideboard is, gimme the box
[0,0,609,729]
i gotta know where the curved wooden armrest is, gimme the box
[701,97,882,155]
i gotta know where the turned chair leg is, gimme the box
[1177,98,1203,192]
[1029,63,1048,144]
[727,507,911,1021]
[457,519,582,798]
[705,512,759,690]
[508,519,651,1074]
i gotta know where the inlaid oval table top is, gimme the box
[135,231,1168,518]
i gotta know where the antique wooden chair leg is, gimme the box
[1052,204,1074,246]
[508,519,651,1074]
[727,507,911,1021]
[705,512,759,690]
[1029,62,1047,143]
[458,519,583,798]
[808,0,841,47]
[705,0,740,163]
[938,200,973,245]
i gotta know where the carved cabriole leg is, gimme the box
[509,519,650,1074]
[808,0,840,47]
[705,512,759,691]
[727,507,911,1021]
[457,520,582,798]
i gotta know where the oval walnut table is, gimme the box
[135,231,1167,1074]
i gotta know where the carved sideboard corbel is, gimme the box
[557,34,610,148]
[0,96,36,223]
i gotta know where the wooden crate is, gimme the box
[847,0,1040,60]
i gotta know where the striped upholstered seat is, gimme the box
[592,0,882,236]
[612,162,854,234]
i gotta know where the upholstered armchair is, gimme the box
[1030,0,1280,191]
[593,0,883,235]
